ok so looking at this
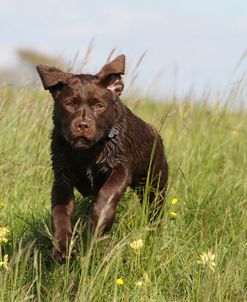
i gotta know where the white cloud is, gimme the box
[0,45,19,68]
[236,19,247,32]
[0,0,246,95]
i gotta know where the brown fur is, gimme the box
[37,55,168,263]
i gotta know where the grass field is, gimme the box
[0,85,246,301]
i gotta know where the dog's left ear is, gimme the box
[36,65,68,90]
[97,54,125,96]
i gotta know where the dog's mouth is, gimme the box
[69,136,95,149]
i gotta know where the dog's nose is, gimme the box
[77,121,89,132]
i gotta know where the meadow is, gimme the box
[0,83,246,301]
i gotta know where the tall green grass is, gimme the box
[0,85,246,301]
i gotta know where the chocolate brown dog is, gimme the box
[37,55,168,262]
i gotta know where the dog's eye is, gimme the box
[94,103,105,110]
[64,100,76,108]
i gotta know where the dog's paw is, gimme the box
[52,232,77,263]
[52,246,66,263]
[52,245,77,264]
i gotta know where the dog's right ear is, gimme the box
[97,55,125,96]
[36,65,68,90]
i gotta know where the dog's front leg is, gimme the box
[88,166,130,235]
[51,180,75,263]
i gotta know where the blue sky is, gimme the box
[0,0,246,96]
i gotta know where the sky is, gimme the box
[0,0,246,98]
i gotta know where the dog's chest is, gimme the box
[84,165,109,191]
[70,151,112,192]
[70,138,127,192]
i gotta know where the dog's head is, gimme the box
[37,55,125,150]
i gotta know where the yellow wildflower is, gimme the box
[0,227,10,244]
[0,254,9,270]
[230,130,240,137]
[171,198,178,205]
[135,273,151,287]
[116,278,124,285]
[169,211,177,219]
[130,239,144,250]
[135,280,143,287]
[143,272,151,287]
[0,202,4,209]
[197,251,216,272]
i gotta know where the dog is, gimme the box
[37,54,168,262]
